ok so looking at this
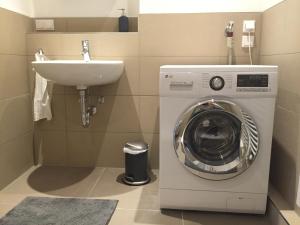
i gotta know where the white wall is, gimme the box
[32,0,139,18]
[0,0,34,16]
[0,0,285,18]
[140,0,285,14]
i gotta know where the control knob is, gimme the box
[210,76,225,91]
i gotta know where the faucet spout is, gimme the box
[81,40,91,61]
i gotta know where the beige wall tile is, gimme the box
[261,54,300,97]
[27,32,139,57]
[139,13,261,57]
[61,33,139,57]
[0,95,33,145]
[273,106,300,158]
[95,132,143,167]
[93,33,139,57]
[143,133,159,169]
[270,139,298,209]
[66,131,104,167]
[66,95,140,133]
[140,96,159,134]
[66,18,118,32]
[66,131,159,168]
[261,0,300,55]
[27,33,63,56]
[90,57,140,96]
[0,55,29,100]
[261,0,300,211]
[0,8,32,55]
[37,131,67,166]
[285,0,300,54]
[139,56,221,96]
[0,133,33,190]
[37,94,66,131]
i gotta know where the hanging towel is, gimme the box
[33,53,53,121]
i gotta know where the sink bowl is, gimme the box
[32,60,124,89]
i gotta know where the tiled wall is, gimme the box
[27,12,262,169]
[0,8,33,189]
[260,0,300,214]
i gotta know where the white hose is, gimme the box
[248,32,253,65]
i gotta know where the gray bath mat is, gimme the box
[0,196,118,225]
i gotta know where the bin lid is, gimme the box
[123,141,149,155]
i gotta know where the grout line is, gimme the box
[0,93,31,103]
[87,167,107,197]
[0,53,28,57]
[261,52,300,57]
[115,208,161,212]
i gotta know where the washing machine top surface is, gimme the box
[159,65,278,98]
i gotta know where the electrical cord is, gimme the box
[248,32,253,65]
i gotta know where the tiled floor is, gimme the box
[0,166,272,225]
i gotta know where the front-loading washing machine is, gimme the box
[159,65,278,214]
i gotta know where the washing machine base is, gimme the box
[160,188,267,214]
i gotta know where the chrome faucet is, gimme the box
[35,48,47,61]
[81,40,91,61]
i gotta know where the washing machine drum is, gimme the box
[174,99,259,180]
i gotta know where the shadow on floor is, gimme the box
[27,166,95,194]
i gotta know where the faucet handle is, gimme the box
[82,40,89,47]
[37,48,44,55]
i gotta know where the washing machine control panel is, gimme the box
[159,66,278,97]
[209,76,225,91]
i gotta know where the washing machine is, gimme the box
[159,65,278,214]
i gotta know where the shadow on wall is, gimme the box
[34,61,160,169]
[270,139,298,209]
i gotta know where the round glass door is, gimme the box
[174,99,259,180]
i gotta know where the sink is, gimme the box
[32,60,124,89]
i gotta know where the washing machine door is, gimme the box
[174,99,259,180]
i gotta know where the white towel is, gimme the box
[33,53,53,121]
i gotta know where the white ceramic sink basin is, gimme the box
[32,60,124,89]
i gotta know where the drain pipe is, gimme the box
[79,89,96,128]
[225,21,234,65]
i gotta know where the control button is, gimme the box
[210,76,225,91]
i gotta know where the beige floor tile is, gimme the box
[109,209,182,225]
[1,166,104,198]
[183,211,271,225]
[89,168,159,210]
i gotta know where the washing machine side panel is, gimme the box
[159,97,276,195]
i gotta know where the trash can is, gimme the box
[123,141,150,186]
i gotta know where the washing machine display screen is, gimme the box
[237,74,268,87]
